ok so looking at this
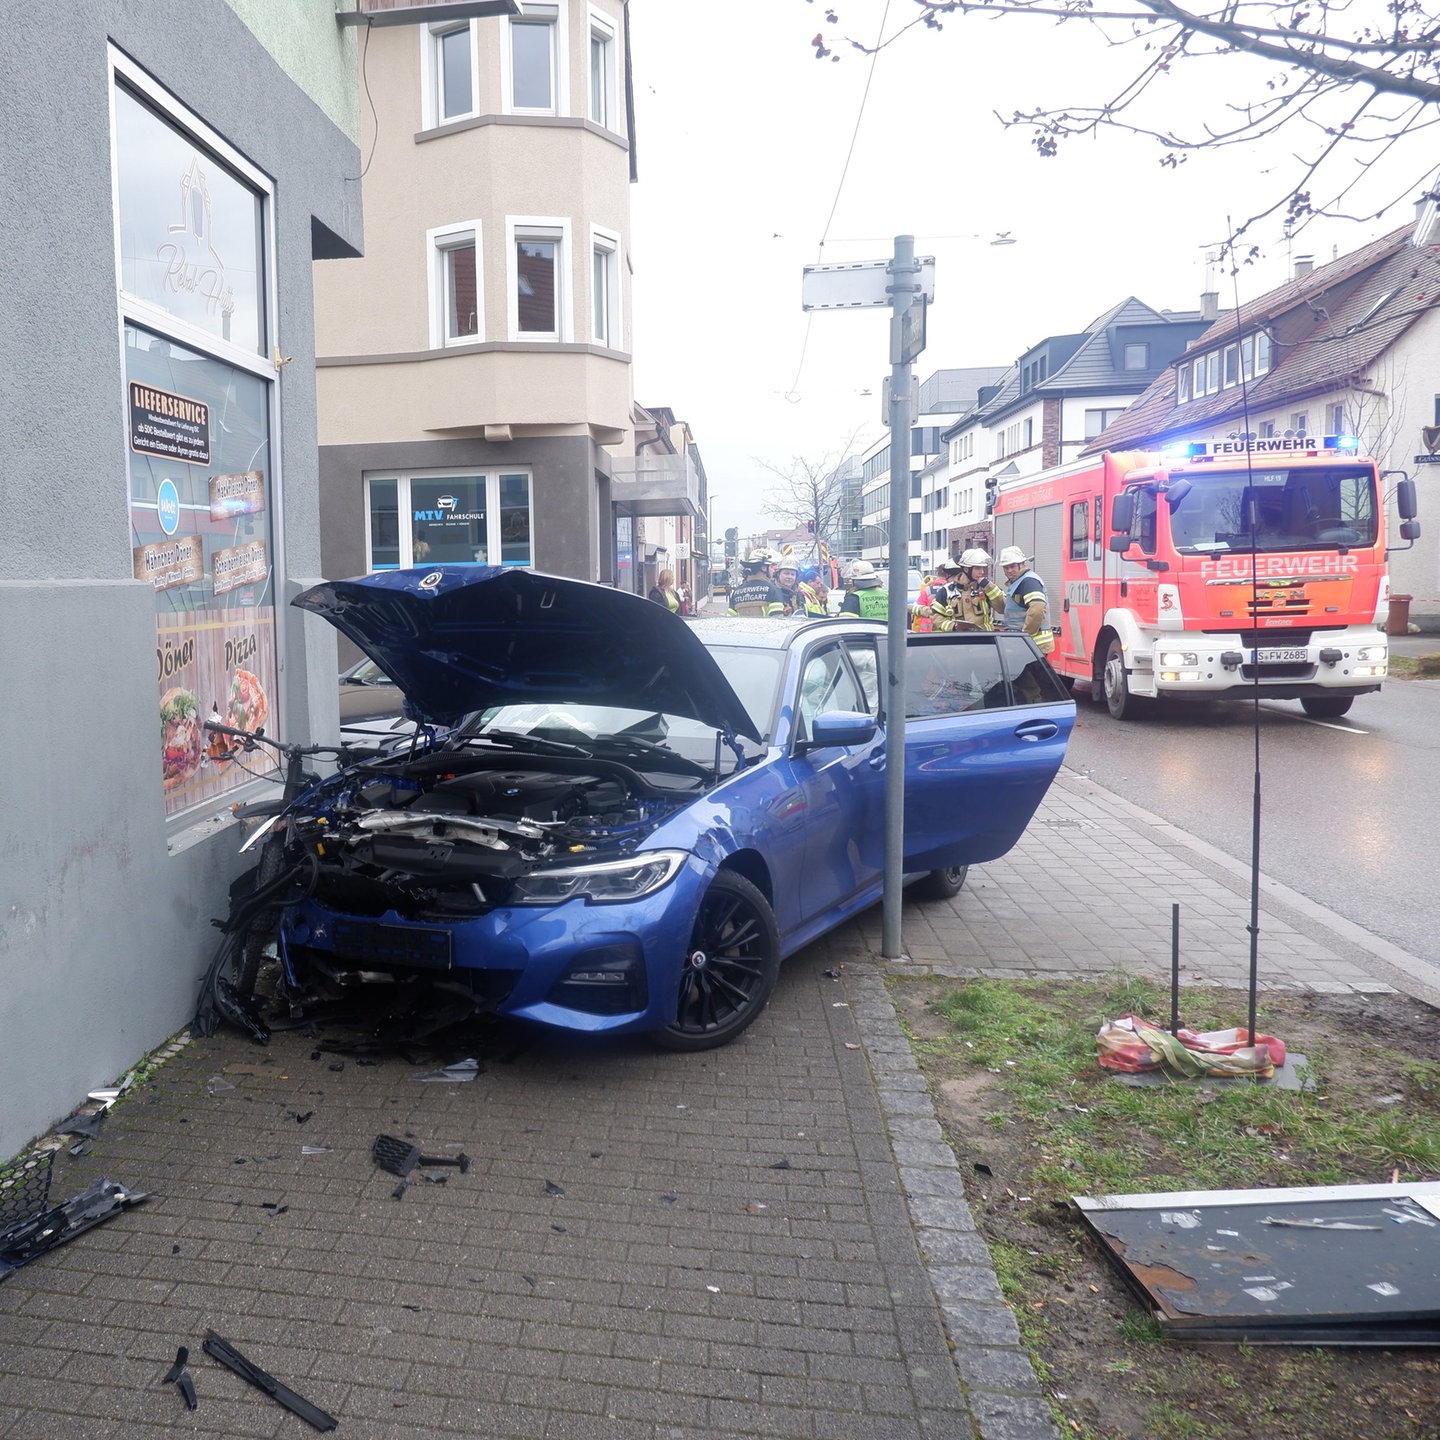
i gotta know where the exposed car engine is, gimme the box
[311,750,700,919]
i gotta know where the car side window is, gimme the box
[997,634,1073,706]
[842,638,882,718]
[905,637,1009,717]
[797,643,866,740]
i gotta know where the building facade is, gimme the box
[313,0,682,627]
[1,2,362,1158]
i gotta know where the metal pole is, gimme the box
[881,235,918,960]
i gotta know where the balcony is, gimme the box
[610,451,702,519]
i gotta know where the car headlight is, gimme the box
[1354,645,1386,663]
[508,850,688,905]
[1158,651,1199,667]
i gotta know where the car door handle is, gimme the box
[1014,720,1059,743]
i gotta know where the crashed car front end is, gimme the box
[276,747,720,1033]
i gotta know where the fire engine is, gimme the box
[991,435,1421,720]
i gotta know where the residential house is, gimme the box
[1,2,362,1158]
[313,0,695,628]
[937,299,1209,561]
[1093,220,1440,624]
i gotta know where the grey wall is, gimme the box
[0,4,361,1159]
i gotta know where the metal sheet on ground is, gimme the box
[1075,1180,1440,1343]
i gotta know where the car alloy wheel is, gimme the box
[653,871,780,1052]
[911,865,969,902]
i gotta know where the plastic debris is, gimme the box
[161,1345,198,1410]
[413,1058,479,1083]
[0,1173,152,1281]
[206,1077,236,1095]
[202,1330,337,1432]
[372,1135,471,1180]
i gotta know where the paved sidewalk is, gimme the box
[3,769,1437,1440]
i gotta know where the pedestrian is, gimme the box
[648,568,681,613]
[727,549,786,617]
[797,565,829,617]
[839,559,888,619]
[774,561,801,615]
[996,545,1054,657]
[678,583,693,615]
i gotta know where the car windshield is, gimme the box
[1166,464,1378,553]
[453,647,785,765]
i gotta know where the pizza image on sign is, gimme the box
[226,668,269,736]
[160,687,204,791]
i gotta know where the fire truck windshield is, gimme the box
[1165,464,1378,554]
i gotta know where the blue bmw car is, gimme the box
[277,566,1074,1050]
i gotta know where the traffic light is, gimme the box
[806,519,815,534]
[984,475,998,515]
[724,526,738,559]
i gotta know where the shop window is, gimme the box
[113,54,277,823]
[365,471,533,570]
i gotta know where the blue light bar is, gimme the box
[1161,441,1205,462]
[1325,433,1360,452]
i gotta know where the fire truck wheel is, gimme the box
[1300,696,1354,719]
[1102,637,1144,721]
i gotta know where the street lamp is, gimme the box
[706,491,720,609]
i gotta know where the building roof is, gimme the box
[970,296,1210,430]
[1092,224,1440,451]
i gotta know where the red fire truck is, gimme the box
[991,436,1421,719]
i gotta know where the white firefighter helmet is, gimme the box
[959,547,992,568]
[997,545,1031,567]
[848,560,880,588]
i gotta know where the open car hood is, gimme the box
[294,566,761,739]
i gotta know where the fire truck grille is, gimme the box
[1240,662,1316,682]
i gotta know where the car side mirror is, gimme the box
[1108,533,1133,553]
[798,710,879,753]
[1109,492,1134,531]
[1397,477,1419,521]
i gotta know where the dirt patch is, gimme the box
[891,981,1440,1440]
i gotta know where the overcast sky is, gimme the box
[626,0,1434,539]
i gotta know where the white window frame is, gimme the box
[1255,331,1272,374]
[587,7,618,129]
[422,20,481,128]
[589,224,621,347]
[1327,402,1346,435]
[365,469,534,570]
[427,220,484,348]
[1123,341,1149,371]
[507,216,571,341]
[1177,364,1192,404]
[503,1,568,117]
[1222,344,1238,388]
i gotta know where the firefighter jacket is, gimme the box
[840,588,889,620]
[727,576,785,617]
[1001,569,1054,654]
[797,581,828,617]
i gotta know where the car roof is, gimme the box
[687,615,885,649]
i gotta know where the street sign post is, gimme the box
[800,237,931,961]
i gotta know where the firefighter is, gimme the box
[839,559,888,619]
[797,565,829,617]
[773,560,801,614]
[727,549,786,617]
[997,545,1054,657]
[948,548,1005,631]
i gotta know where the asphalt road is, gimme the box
[1062,674,1440,967]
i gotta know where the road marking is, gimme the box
[1259,704,1368,735]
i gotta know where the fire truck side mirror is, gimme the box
[1396,477,1418,521]
[1108,533,1134,553]
[1401,519,1421,541]
[1109,492,1135,531]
